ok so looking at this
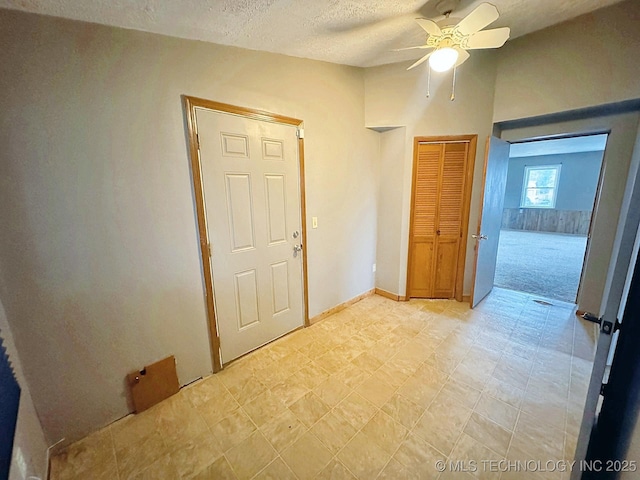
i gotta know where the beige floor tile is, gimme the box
[317,348,352,373]
[314,376,352,407]
[378,458,420,479]
[52,290,591,480]
[288,391,330,427]
[168,429,221,478]
[197,389,241,428]
[116,430,168,480]
[191,455,238,480]
[452,360,495,391]
[155,399,209,451]
[225,431,277,480]
[289,361,330,389]
[355,375,396,407]
[381,393,424,429]
[436,377,482,409]
[413,398,471,456]
[316,459,358,480]
[511,411,565,461]
[224,374,268,406]
[397,375,441,409]
[110,412,158,450]
[482,377,525,409]
[281,431,333,480]
[209,409,256,452]
[333,363,372,389]
[338,431,392,479]
[130,453,179,480]
[51,428,117,480]
[394,432,446,479]
[243,390,287,427]
[259,408,308,452]
[270,378,310,407]
[375,360,412,388]
[449,432,503,480]
[361,410,408,455]
[310,410,358,454]
[474,392,519,431]
[351,351,384,373]
[334,392,378,429]
[254,457,297,480]
[463,412,512,457]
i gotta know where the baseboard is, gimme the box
[309,289,374,325]
[463,295,471,303]
[374,288,400,301]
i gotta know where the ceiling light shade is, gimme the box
[429,47,459,72]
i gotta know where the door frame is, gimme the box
[405,135,477,301]
[183,96,309,372]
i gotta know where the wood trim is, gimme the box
[405,137,422,300]
[375,288,402,301]
[456,136,477,302]
[462,295,471,303]
[184,95,222,373]
[469,136,491,308]
[183,97,302,126]
[182,95,308,372]
[309,289,374,325]
[406,135,478,302]
[299,136,310,327]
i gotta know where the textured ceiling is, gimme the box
[0,0,625,67]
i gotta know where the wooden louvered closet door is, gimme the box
[408,140,470,299]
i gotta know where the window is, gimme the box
[520,164,561,208]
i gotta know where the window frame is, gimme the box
[520,164,562,209]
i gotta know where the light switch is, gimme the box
[312,217,318,229]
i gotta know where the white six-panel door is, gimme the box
[196,108,304,363]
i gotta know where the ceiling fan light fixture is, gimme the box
[429,47,458,72]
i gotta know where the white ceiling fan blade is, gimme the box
[415,18,442,37]
[393,45,433,52]
[466,27,510,49]
[455,3,500,36]
[407,51,434,70]
[454,48,470,67]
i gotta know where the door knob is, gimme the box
[472,234,488,240]
[293,244,303,257]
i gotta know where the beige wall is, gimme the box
[374,127,406,295]
[0,9,378,444]
[365,52,498,297]
[494,1,640,122]
[0,295,48,480]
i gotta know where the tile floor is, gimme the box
[51,288,596,480]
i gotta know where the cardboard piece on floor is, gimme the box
[127,355,179,413]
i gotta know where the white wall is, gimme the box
[365,52,498,297]
[0,294,48,480]
[0,8,378,444]
[493,0,640,122]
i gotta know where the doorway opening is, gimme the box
[494,134,608,304]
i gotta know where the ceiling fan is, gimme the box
[399,0,510,72]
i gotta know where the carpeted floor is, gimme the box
[494,229,588,303]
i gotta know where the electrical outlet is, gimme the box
[372,263,376,273]
[312,217,318,229]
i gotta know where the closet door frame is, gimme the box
[406,135,477,301]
